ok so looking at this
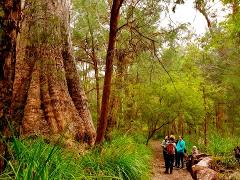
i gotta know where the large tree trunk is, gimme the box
[0,0,20,133]
[9,0,95,145]
[0,0,21,173]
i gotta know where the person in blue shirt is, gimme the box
[176,136,185,168]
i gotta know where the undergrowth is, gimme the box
[184,132,240,170]
[0,134,151,180]
[185,133,240,156]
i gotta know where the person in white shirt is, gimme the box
[161,136,169,168]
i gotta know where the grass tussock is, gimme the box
[0,134,152,180]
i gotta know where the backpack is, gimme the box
[166,143,175,155]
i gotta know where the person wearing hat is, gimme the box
[192,146,199,158]
[161,136,169,168]
[170,135,175,140]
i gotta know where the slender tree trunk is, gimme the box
[87,15,101,119]
[105,50,126,140]
[93,61,100,119]
[171,121,177,135]
[231,104,235,135]
[202,86,208,146]
[179,112,184,137]
[95,0,124,144]
[216,102,224,131]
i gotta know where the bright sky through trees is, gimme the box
[160,0,229,35]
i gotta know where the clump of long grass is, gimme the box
[1,134,152,180]
[79,134,152,179]
[1,137,85,179]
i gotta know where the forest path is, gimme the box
[150,140,193,180]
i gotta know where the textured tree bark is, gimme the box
[9,0,95,145]
[95,0,124,144]
[105,95,119,141]
[0,0,21,173]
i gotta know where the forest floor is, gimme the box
[150,140,193,180]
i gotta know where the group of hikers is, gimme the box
[161,135,199,174]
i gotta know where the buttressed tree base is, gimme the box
[0,0,96,145]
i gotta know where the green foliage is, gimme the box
[184,132,240,172]
[185,132,240,162]
[206,134,240,157]
[71,0,240,172]
[1,135,151,180]
[72,0,108,60]
[127,45,207,139]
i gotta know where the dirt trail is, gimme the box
[150,140,193,180]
